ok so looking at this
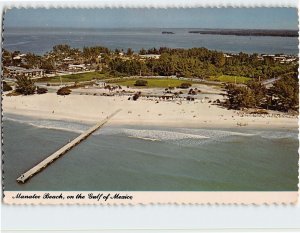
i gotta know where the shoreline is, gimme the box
[3,93,298,131]
[3,110,299,131]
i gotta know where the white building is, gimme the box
[63,57,75,63]
[68,64,86,71]
[6,66,45,79]
[139,54,161,60]
[223,53,233,58]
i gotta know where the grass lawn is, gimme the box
[209,75,251,84]
[111,78,194,88]
[36,71,111,83]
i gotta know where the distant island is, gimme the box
[162,31,175,34]
[188,29,298,37]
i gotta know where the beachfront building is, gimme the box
[139,54,161,60]
[94,81,106,87]
[63,57,75,64]
[274,56,286,63]
[68,64,87,71]
[285,58,297,63]
[259,54,297,63]
[257,56,264,61]
[223,53,233,58]
[12,54,27,62]
[5,66,45,79]
[262,54,275,58]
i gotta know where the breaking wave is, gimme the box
[4,115,90,134]
[4,114,297,145]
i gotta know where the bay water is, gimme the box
[4,27,299,55]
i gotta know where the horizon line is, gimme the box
[4,26,298,31]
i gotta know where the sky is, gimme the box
[4,8,298,29]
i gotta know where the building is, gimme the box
[68,64,87,71]
[5,66,45,79]
[285,58,297,63]
[223,53,233,58]
[257,56,264,61]
[262,54,275,58]
[63,57,75,64]
[274,56,286,62]
[139,54,161,60]
[13,53,26,61]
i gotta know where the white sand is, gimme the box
[3,93,298,129]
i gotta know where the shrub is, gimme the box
[178,83,192,89]
[37,87,48,94]
[132,91,141,101]
[6,91,21,96]
[15,76,35,95]
[186,96,195,101]
[249,110,269,115]
[57,87,72,95]
[3,81,12,92]
[225,84,255,109]
[134,80,148,86]
[188,88,196,95]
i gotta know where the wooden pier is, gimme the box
[16,109,121,183]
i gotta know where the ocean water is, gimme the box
[3,28,299,55]
[3,114,299,191]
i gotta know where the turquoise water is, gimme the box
[3,115,299,191]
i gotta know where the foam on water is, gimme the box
[178,128,255,138]
[252,130,298,140]
[99,127,254,139]
[124,129,209,141]
[3,116,89,134]
[99,126,298,147]
[128,136,161,142]
[4,114,297,145]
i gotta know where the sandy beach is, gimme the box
[3,92,298,130]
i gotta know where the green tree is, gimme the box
[139,48,146,55]
[225,84,255,109]
[37,87,48,94]
[212,52,225,67]
[3,81,13,92]
[269,76,299,111]
[25,53,42,68]
[126,48,134,56]
[15,76,36,95]
[40,59,55,73]
[247,80,267,107]
[57,87,72,96]
[2,49,12,66]
[53,44,71,54]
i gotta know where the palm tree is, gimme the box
[15,76,36,95]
